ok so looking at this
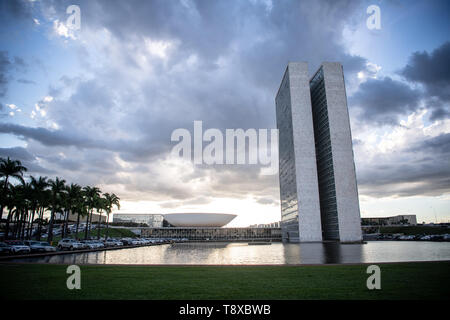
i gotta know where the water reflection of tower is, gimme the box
[322,242,341,264]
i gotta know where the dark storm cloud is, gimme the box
[236,0,367,90]
[0,122,94,147]
[351,41,450,125]
[399,41,450,121]
[0,51,28,97]
[0,0,31,20]
[30,0,368,160]
[350,77,421,125]
[358,160,450,198]
[0,122,169,162]
[7,0,432,203]
[0,51,11,97]
[351,42,450,197]
[401,41,450,103]
[409,133,450,154]
[357,132,450,198]
[0,146,53,175]
[0,146,35,161]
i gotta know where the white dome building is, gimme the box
[163,213,236,227]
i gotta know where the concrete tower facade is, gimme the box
[276,62,362,243]
[276,62,323,242]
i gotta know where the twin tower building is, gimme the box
[276,62,362,243]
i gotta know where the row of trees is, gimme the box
[0,157,120,243]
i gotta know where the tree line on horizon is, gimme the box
[0,157,120,243]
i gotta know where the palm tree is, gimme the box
[74,191,88,238]
[28,176,49,239]
[0,157,123,243]
[83,186,101,239]
[36,188,50,241]
[5,183,28,240]
[96,196,108,239]
[47,177,66,243]
[0,157,27,220]
[0,183,7,221]
[4,184,17,240]
[62,183,82,239]
[104,193,120,240]
[18,181,32,240]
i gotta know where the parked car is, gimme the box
[5,240,31,254]
[57,238,84,250]
[121,238,133,245]
[398,235,415,240]
[92,241,105,248]
[0,242,11,254]
[24,241,57,252]
[131,238,143,246]
[90,240,105,249]
[104,239,118,247]
[113,239,124,246]
[80,240,96,249]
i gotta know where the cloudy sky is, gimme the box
[0,0,449,226]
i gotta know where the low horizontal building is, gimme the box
[55,212,106,223]
[361,215,417,226]
[249,222,281,228]
[142,227,282,241]
[113,213,164,227]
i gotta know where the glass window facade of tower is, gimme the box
[276,70,300,241]
[310,67,339,240]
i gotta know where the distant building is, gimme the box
[361,215,417,226]
[113,213,164,227]
[249,222,281,228]
[55,212,106,223]
[163,213,236,227]
[143,227,282,241]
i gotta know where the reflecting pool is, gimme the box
[9,241,450,265]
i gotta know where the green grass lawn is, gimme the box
[0,262,449,300]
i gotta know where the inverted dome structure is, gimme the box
[163,213,237,227]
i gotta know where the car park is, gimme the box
[121,238,133,245]
[24,241,57,252]
[0,242,11,254]
[398,235,415,240]
[57,238,84,250]
[5,240,31,254]
[104,239,121,247]
[113,239,124,246]
[130,238,141,245]
[81,240,97,249]
[93,240,105,248]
